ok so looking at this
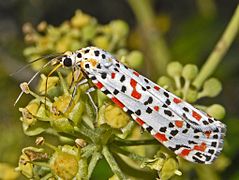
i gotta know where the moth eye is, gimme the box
[63,57,72,67]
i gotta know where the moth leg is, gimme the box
[65,78,89,112]
[72,78,88,99]
[85,87,98,117]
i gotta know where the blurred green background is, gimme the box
[0,0,239,179]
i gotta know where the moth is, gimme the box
[17,46,226,164]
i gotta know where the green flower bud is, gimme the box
[47,26,61,40]
[126,51,144,69]
[109,20,129,38]
[185,89,198,103]
[24,34,38,44]
[142,157,165,171]
[37,36,52,51]
[104,104,130,129]
[50,146,79,179]
[51,117,74,133]
[141,152,168,171]
[37,21,47,32]
[19,100,40,126]
[82,24,96,41]
[52,94,71,114]
[23,47,38,57]
[55,36,73,52]
[70,28,81,38]
[68,101,85,125]
[160,158,181,180]
[17,153,33,178]
[59,22,71,34]
[20,101,49,136]
[70,40,82,51]
[22,22,34,34]
[199,78,222,98]
[206,104,225,119]
[71,10,92,28]
[17,147,48,178]
[25,100,40,116]
[35,104,48,118]
[182,64,198,81]
[92,35,110,50]
[167,61,183,78]
[157,76,172,88]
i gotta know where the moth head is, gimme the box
[59,51,77,67]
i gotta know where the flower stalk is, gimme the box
[193,5,239,89]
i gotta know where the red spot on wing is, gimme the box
[130,79,142,99]
[130,78,137,87]
[175,120,183,128]
[111,97,125,109]
[95,82,103,89]
[179,149,191,157]
[133,71,140,77]
[154,106,159,111]
[173,98,182,104]
[194,142,207,152]
[204,131,211,138]
[131,90,142,99]
[154,132,168,142]
[135,117,145,126]
[154,86,160,91]
[192,110,202,121]
[111,73,116,79]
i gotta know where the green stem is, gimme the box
[128,0,170,76]
[193,5,239,89]
[102,146,126,180]
[174,76,182,90]
[87,151,102,179]
[119,121,135,139]
[111,145,147,164]
[114,154,156,179]
[114,138,158,146]
[74,123,99,143]
[183,79,190,100]
[78,158,88,179]
[81,144,97,158]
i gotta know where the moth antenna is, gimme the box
[44,63,62,108]
[14,59,56,106]
[10,53,62,77]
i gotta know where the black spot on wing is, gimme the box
[113,89,119,95]
[135,109,141,116]
[146,107,153,114]
[121,86,127,93]
[94,50,100,56]
[146,126,153,133]
[159,127,167,132]
[164,110,173,117]
[120,75,126,82]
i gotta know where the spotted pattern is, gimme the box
[63,46,226,164]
